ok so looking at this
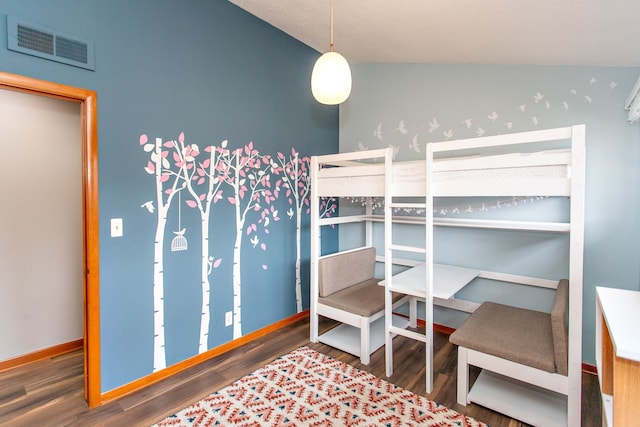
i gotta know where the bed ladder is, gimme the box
[383,146,434,393]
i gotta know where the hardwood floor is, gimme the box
[0,316,601,426]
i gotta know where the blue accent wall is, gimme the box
[340,64,640,365]
[0,0,338,392]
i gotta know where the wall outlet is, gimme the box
[225,311,232,327]
[110,218,123,237]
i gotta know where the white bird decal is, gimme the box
[609,81,618,90]
[589,77,597,85]
[141,201,155,213]
[374,123,383,140]
[517,104,526,112]
[530,117,539,126]
[570,89,577,95]
[173,228,186,236]
[476,127,486,137]
[357,142,368,151]
[409,135,420,153]
[561,101,569,110]
[443,129,453,140]
[287,207,294,218]
[388,144,399,159]
[428,117,440,133]
[488,111,498,122]
[533,92,544,103]
[462,119,473,128]
[250,235,259,247]
[504,122,513,130]
[544,101,551,110]
[396,120,408,134]
[584,95,592,104]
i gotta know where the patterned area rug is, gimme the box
[153,346,487,426]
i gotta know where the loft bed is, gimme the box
[310,125,585,426]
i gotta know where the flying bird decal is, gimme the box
[428,117,440,133]
[409,134,421,153]
[141,200,155,213]
[396,120,408,134]
[374,123,383,140]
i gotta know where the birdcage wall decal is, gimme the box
[171,191,188,252]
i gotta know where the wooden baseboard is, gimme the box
[101,310,310,404]
[0,339,84,372]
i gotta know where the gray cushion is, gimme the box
[319,278,406,317]
[450,301,557,373]
[318,247,376,297]
[550,279,569,376]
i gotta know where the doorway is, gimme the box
[0,72,100,407]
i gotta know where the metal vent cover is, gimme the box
[7,16,95,71]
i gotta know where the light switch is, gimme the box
[111,218,123,237]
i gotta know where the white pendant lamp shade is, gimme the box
[311,51,352,105]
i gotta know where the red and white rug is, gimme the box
[153,346,486,426]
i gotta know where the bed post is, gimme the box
[310,156,320,343]
[567,124,586,426]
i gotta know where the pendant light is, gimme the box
[311,0,352,105]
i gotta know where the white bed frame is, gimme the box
[309,125,585,426]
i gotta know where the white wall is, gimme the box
[0,88,83,361]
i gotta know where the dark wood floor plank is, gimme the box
[0,316,600,427]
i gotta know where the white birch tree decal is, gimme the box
[271,149,311,313]
[167,132,224,354]
[140,134,185,372]
[218,141,275,339]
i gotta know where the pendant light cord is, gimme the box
[330,0,334,51]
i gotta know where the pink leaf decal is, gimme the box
[139,134,148,145]
[163,141,174,148]
[199,193,206,201]
[147,161,155,172]
[197,177,205,185]
[178,132,185,144]
[246,227,252,236]
[160,173,170,182]
[228,197,236,204]
[165,188,173,194]
[213,258,222,268]
[202,159,211,168]
[260,243,266,251]
[186,200,197,208]
[277,152,284,159]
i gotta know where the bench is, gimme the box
[449,279,569,417]
[314,247,408,364]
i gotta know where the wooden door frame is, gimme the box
[0,72,101,407]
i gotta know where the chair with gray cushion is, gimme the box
[313,246,409,364]
[449,279,569,410]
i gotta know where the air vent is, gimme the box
[7,16,95,71]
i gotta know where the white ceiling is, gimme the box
[229,0,640,66]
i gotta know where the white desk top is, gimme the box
[596,286,640,362]
[380,263,480,299]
